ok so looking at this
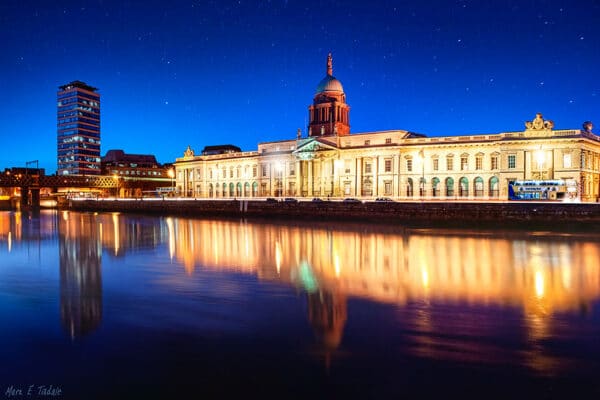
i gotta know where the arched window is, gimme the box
[236,182,242,197]
[229,183,235,197]
[252,182,258,197]
[419,177,426,197]
[432,177,440,197]
[445,177,454,197]
[244,182,250,197]
[474,177,484,197]
[208,183,214,198]
[489,177,499,198]
[223,183,227,197]
[406,178,414,197]
[459,177,469,197]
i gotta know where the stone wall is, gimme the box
[65,199,600,229]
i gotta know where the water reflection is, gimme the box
[59,212,102,338]
[1,211,599,377]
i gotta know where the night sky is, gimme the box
[2,0,599,173]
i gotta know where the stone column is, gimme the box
[373,157,379,197]
[356,157,362,197]
[308,160,313,196]
[296,160,302,196]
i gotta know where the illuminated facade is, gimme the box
[174,56,600,201]
[57,81,101,175]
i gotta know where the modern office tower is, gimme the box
[57,81,101,175]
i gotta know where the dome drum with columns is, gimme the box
[308,53,350,137]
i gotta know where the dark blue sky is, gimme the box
[2,0,599,173]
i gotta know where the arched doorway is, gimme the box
[459,177,469,197]
[229,183,235,197]
[236,182,242,197]
[244,182,250,197]
[223,183,227,197]
[474,177,484,197]
[445,177,454,197]
[252,182,258,197]
[406,178,413,197]
[208,183,214,198]
[489,176,499,198]
[432,177,440,197]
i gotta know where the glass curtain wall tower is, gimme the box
[57,81,101,175]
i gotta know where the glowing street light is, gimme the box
[167,169,175,196]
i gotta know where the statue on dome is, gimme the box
[582,121,593,133]
[525,113,554,130]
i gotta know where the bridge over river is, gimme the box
[0,173,169,209]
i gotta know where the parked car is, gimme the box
[343,198,362,203]
[311,197,324,202]
[375,197,394,202]
[266,197,279,203]
[284,197,298,203]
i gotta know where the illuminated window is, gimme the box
[491,156,498,170]
[475,156,483,170]
[563,153,572,168]
[384,181,392,195]
[446,157,453,171]
[508,155,516,169]
[384,159,392,172]
[461,156,468,170]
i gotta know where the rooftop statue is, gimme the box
[525,113,554,130]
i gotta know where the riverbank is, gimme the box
[65,198,600,230]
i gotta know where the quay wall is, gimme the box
[65,199,600,229]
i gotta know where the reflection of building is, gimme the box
[307,289,347,356]
[57,81,101,176]
[174,55,600,201]
[166,218,600,316]
[59,212,102,338]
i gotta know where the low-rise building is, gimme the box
[174,55,600,202]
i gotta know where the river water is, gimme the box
[0,210,599,399]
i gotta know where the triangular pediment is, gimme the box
[293,138,338,159]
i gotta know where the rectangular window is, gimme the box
[253,166,257,177]
[345,168,351,174]
[476,157,483,170]
[508,155,516,169]
[230,169,234,178]
[385,138,392,144]
[365,163,372,174]
[433,159,439,171]
[289,162,295,176]
[222,168,226,179]
[491,156,498,170]
[364,140,370,146]
[406,159,413,172]
[563,153,572,168]
[262,165,267,177]
[384,181,392,195]
[384,159,392,172]
[461,157,468,171]
[446,157,453,171]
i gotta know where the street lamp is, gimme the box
[167,169,175,197]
